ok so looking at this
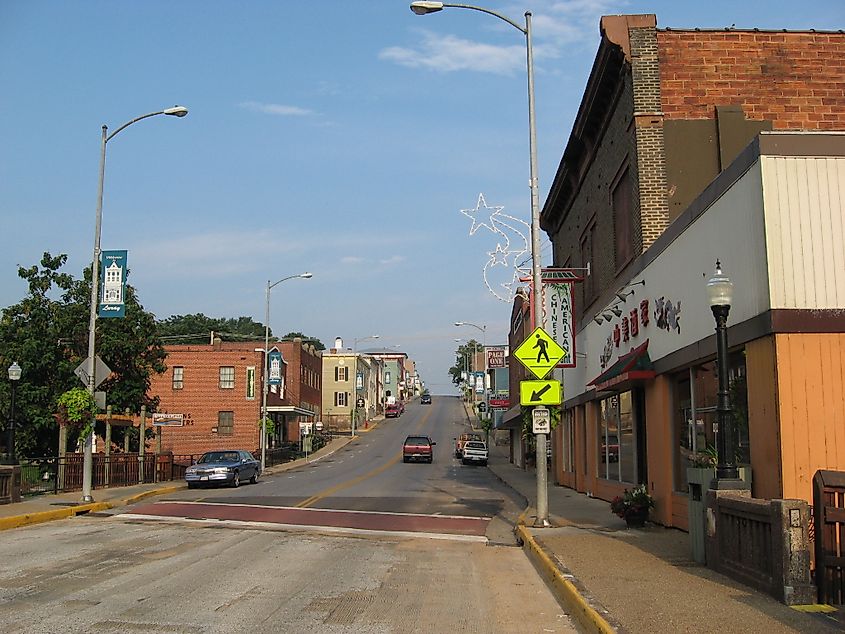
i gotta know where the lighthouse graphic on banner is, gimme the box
[98,250,127,318]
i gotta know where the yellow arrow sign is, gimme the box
[520,380,562,406]
[513,327,567,379]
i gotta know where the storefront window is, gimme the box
[598,392,636,483]
[673,350,748,492]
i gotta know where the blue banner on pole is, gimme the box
[98,250,127,318]
[268,350,283,386]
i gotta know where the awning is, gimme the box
[588,339,655,392]
[495,405,524,431]
[266,406,316,417]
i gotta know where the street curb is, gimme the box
[0,501,112,532]
[118,483,186,506]
[516,524,619,634]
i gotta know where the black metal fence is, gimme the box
[17,433,333,497]
[18,453,204,496]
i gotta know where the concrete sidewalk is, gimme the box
[474,422,841,632]
[0,435,355,531]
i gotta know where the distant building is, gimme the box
[149,337,321,456]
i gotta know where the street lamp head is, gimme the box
[163,106,189,117]
[706,260,733,308]
[300,272,313,279]
[454,321,463,327]
[8,362,21,382]
[602,311,615,321]
[609,306,623,317]
[410,1,444,15]
[593,316,604,325]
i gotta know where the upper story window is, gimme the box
[612,165,634,271]
[172,366,184,390]
[335,366,349,382]
[219,366,235,389]
[580,220,597,305]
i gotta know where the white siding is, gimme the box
[762,156,845,309]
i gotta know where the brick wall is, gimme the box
[149,344,264,456]
[658,30,845,129]
[551,74,638,317]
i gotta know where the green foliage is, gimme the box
[449,340,482,386]
[610,484,655,519]
[258,417,276,437]
[157,313,267,343]
[282,332,325,350]
[57,388,97,438]
[520,405,561,440]
[0,252,165,457]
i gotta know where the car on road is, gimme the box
[403,435,436,463]
[385,403,401,418]
[185,450,260,488]
[420,394,432,405]
[462,440,488,466]
[454,432,483,458]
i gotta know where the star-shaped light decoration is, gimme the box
[460,193,504,236]
[487,243,510,267]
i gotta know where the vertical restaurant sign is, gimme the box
[544,281,576,368]
[98,250,127,318]
[268,349,283,386]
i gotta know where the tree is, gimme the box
[282,332,325,350]
[157,313,266,343]
[449,340,481,386]
[0,252,166,457]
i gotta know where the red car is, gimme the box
[403,435,436,463]
[385,403,401,418]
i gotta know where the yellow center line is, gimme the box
[296,406,434,508]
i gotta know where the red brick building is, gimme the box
[530,14,845,527]
[149,337,321,456]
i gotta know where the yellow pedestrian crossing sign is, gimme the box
[514,327,566,379]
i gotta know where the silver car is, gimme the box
[185,450,260,488]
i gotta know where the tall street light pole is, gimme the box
[262,272,313,471]
[455,321,487,409]
[82,106,188,503]
[6,362,21,465]
[706,261,745,489]
[412,1,548,525]
[351,335,379,437]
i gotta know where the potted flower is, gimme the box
[610,484,655,527]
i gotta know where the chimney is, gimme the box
[212,335,222,350]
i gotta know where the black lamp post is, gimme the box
[7,362,21,465]
[706,262,742,486]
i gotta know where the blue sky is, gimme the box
[2,1,843,394]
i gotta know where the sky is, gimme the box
[2,1,843,394]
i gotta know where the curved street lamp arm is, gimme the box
[439,3,526,33]
[105,111,168,143]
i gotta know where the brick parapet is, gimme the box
[658,30,845,129]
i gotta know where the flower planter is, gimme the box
[625,508,649,528]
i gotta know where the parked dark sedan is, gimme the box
[420,394,432,404]
[185,450,260,488]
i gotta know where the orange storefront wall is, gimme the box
[773,333,845,504]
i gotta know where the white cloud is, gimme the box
[384,1,626,74]
[379,255,406,266]
[341,256,366,264]
[238,101,314,116]
[380,31,525,76]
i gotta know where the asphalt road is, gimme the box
[0,396,579,633]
